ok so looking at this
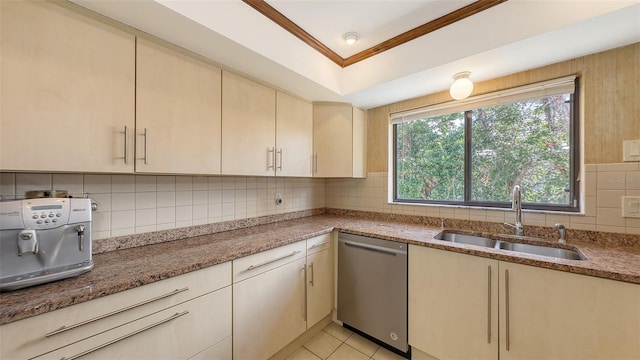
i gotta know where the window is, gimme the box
[392,76,579,212]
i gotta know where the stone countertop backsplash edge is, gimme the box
[1,208,639,326]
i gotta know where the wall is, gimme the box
[367,43,639,170]
[0,173,326,240]
[331,43,640,235]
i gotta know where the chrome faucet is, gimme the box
[555,223,566,243]
[504,185,524,236]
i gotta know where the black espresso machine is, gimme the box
[0,198,94,291]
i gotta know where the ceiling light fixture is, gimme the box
[343,32,359,45]
[449,71,474,100]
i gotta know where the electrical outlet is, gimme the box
[623,140,640,162]
[622,196,640,218]
[275,192,283,205]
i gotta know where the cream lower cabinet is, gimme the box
[499,261,640,360]
[306,234,334,327]
[0,263,232,360]
[409,246,498,360]
[313,103,366,178]
[409,245,640,360]
[136,38,222,175]
[1,0,135,173]
[232,241,308,360]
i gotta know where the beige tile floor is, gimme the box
[286,322,406,360]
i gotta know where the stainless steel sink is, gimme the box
[434,231,497,248]
[497,242,584,260]
[434,231,585,260]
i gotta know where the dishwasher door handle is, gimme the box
[342,241,405,256]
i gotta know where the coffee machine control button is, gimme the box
[56,213,62,217]
[48,213,54,218]
[37,220,43,224]
[44,219,50,224]
[40,214,46,218]
[32,215,39,219]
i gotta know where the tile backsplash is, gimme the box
[0,173,326,240]
[2,162,638,241]
[326,163,640,235]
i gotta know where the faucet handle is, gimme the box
[555,223,566,243]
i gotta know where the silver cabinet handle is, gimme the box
[487,265,492,344]
[313,154,318,174]
[343,241,403,256]
[46,288,189,337]
[309,240,329,249]
[246,250,301,271]
[60,311,188,360]
[301,265,307,322]
[123,126,129,165]
[505,269,510,351]
[309,263,315,287]
[267,147,275,170]
[143,128,149,165]
[276,148,283,171]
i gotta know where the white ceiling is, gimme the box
[71,0,640,110]
[265,0,477,58]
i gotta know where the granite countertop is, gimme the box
[2,214,639,325]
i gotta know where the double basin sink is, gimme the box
[434,231,585,261]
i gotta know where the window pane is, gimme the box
[395,113,465,201]
[470,95,571,205]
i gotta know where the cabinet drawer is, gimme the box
[37,286,232,360]
[189,336,232,360]
[233,241,306,282]
[0,262,231,360]
[307,233,331,255]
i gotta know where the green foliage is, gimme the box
[395,94,572,206]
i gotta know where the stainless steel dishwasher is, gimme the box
[337,232,409,354]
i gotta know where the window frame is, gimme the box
[391,77,581,212]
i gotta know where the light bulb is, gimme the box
[343,32,359,45]
[450,71,474,100]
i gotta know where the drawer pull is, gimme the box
[46,287,189,337]
[487,265,492,344]
[246,250,301,271]
[309,240,329,249]
[60,311,188,360]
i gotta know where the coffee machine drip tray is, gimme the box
[0,260,94,291]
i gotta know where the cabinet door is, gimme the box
[39,286,232,360]
[136,38,222,174]
[221,71,276,176]
[233,258,307,360]
[313,103,353,177]
[1,0,134,173]
[409,245,499,360]
[307,248,333,327]
[276,92,313,177]
[500,262,640,359]
[352,107,367,178]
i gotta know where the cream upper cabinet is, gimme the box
[135,38,222,175]
[276,92,313,177]
[0,0,135,173]
[499,261,640,360]
[221,71,276,176]
[409,246,499,360]
[313,103,367,178]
